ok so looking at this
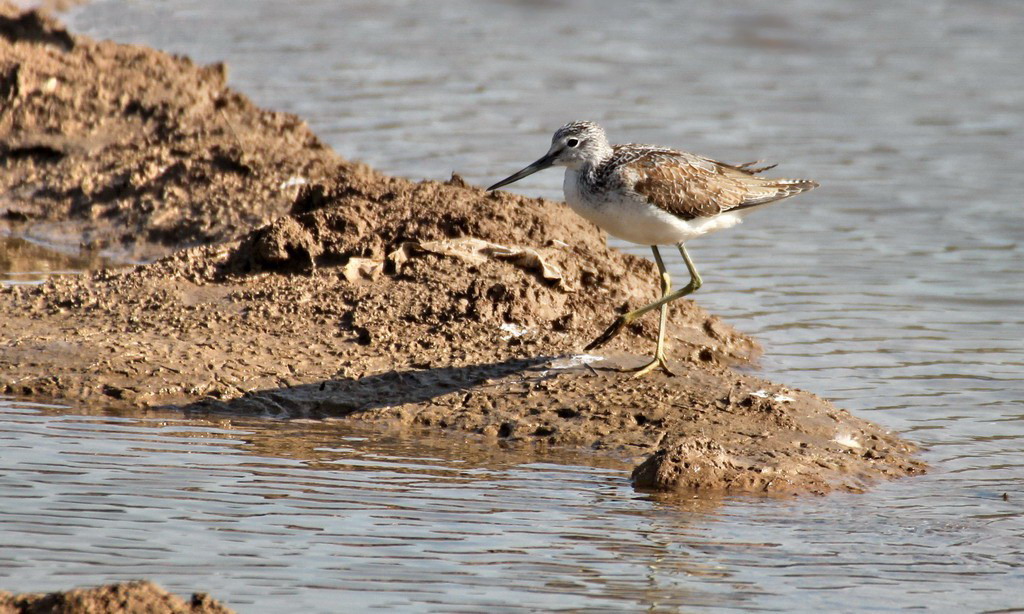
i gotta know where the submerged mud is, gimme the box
[0,6,923,494]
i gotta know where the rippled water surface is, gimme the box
[1,0,1021,610]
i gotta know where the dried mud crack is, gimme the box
[0,5,924,495]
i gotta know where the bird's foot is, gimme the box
[585,315,631,351]
[629,354,675,378]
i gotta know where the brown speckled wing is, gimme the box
[614,147,815,221]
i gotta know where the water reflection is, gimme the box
[0,235,110,283]
[0,398,740,612]
[3,392,1018,611]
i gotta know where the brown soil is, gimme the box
[0,4,339,261]
[0,581,234,614]
[0,6,924,494]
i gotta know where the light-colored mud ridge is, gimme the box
[0,580,235,614]
[0,6,923,494]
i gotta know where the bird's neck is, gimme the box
[579,154,611,183]
[575,143,613,175]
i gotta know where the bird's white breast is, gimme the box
[562,169,743,246]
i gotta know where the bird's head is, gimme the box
[487,121,611,191]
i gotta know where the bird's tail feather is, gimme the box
[731,160,778,174]
[737,178,819,209]
[770,178,819,197]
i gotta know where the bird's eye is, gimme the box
[566,138,579,148]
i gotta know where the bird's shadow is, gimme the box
[178,355,556,420]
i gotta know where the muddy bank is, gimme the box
[0,7,923,493]
[0,581,234,614]
[1,5,340,261]
[0,173,923,493]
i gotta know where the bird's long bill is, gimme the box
[486,151,557,191]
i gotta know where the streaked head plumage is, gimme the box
[486,120,613,191]
[552,120,605,143]
[547,121,612,171]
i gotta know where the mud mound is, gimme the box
[201,170,759,362]
[0,167,756,405]
[0,580,234,614]
[0,7,923,493]
[194,356,921,495]
[0,172,923,492]
[0,4,341,260]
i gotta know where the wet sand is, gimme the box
[0,5,922,499]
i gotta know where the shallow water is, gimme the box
[1,0,1022,610]
[0,233,108,283]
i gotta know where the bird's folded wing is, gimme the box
[622,149,806,220]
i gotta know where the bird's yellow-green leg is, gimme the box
[676,242,702,296]
[585,244,703,373]
[630,246,674,377]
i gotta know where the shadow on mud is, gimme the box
[177,356,555,420]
